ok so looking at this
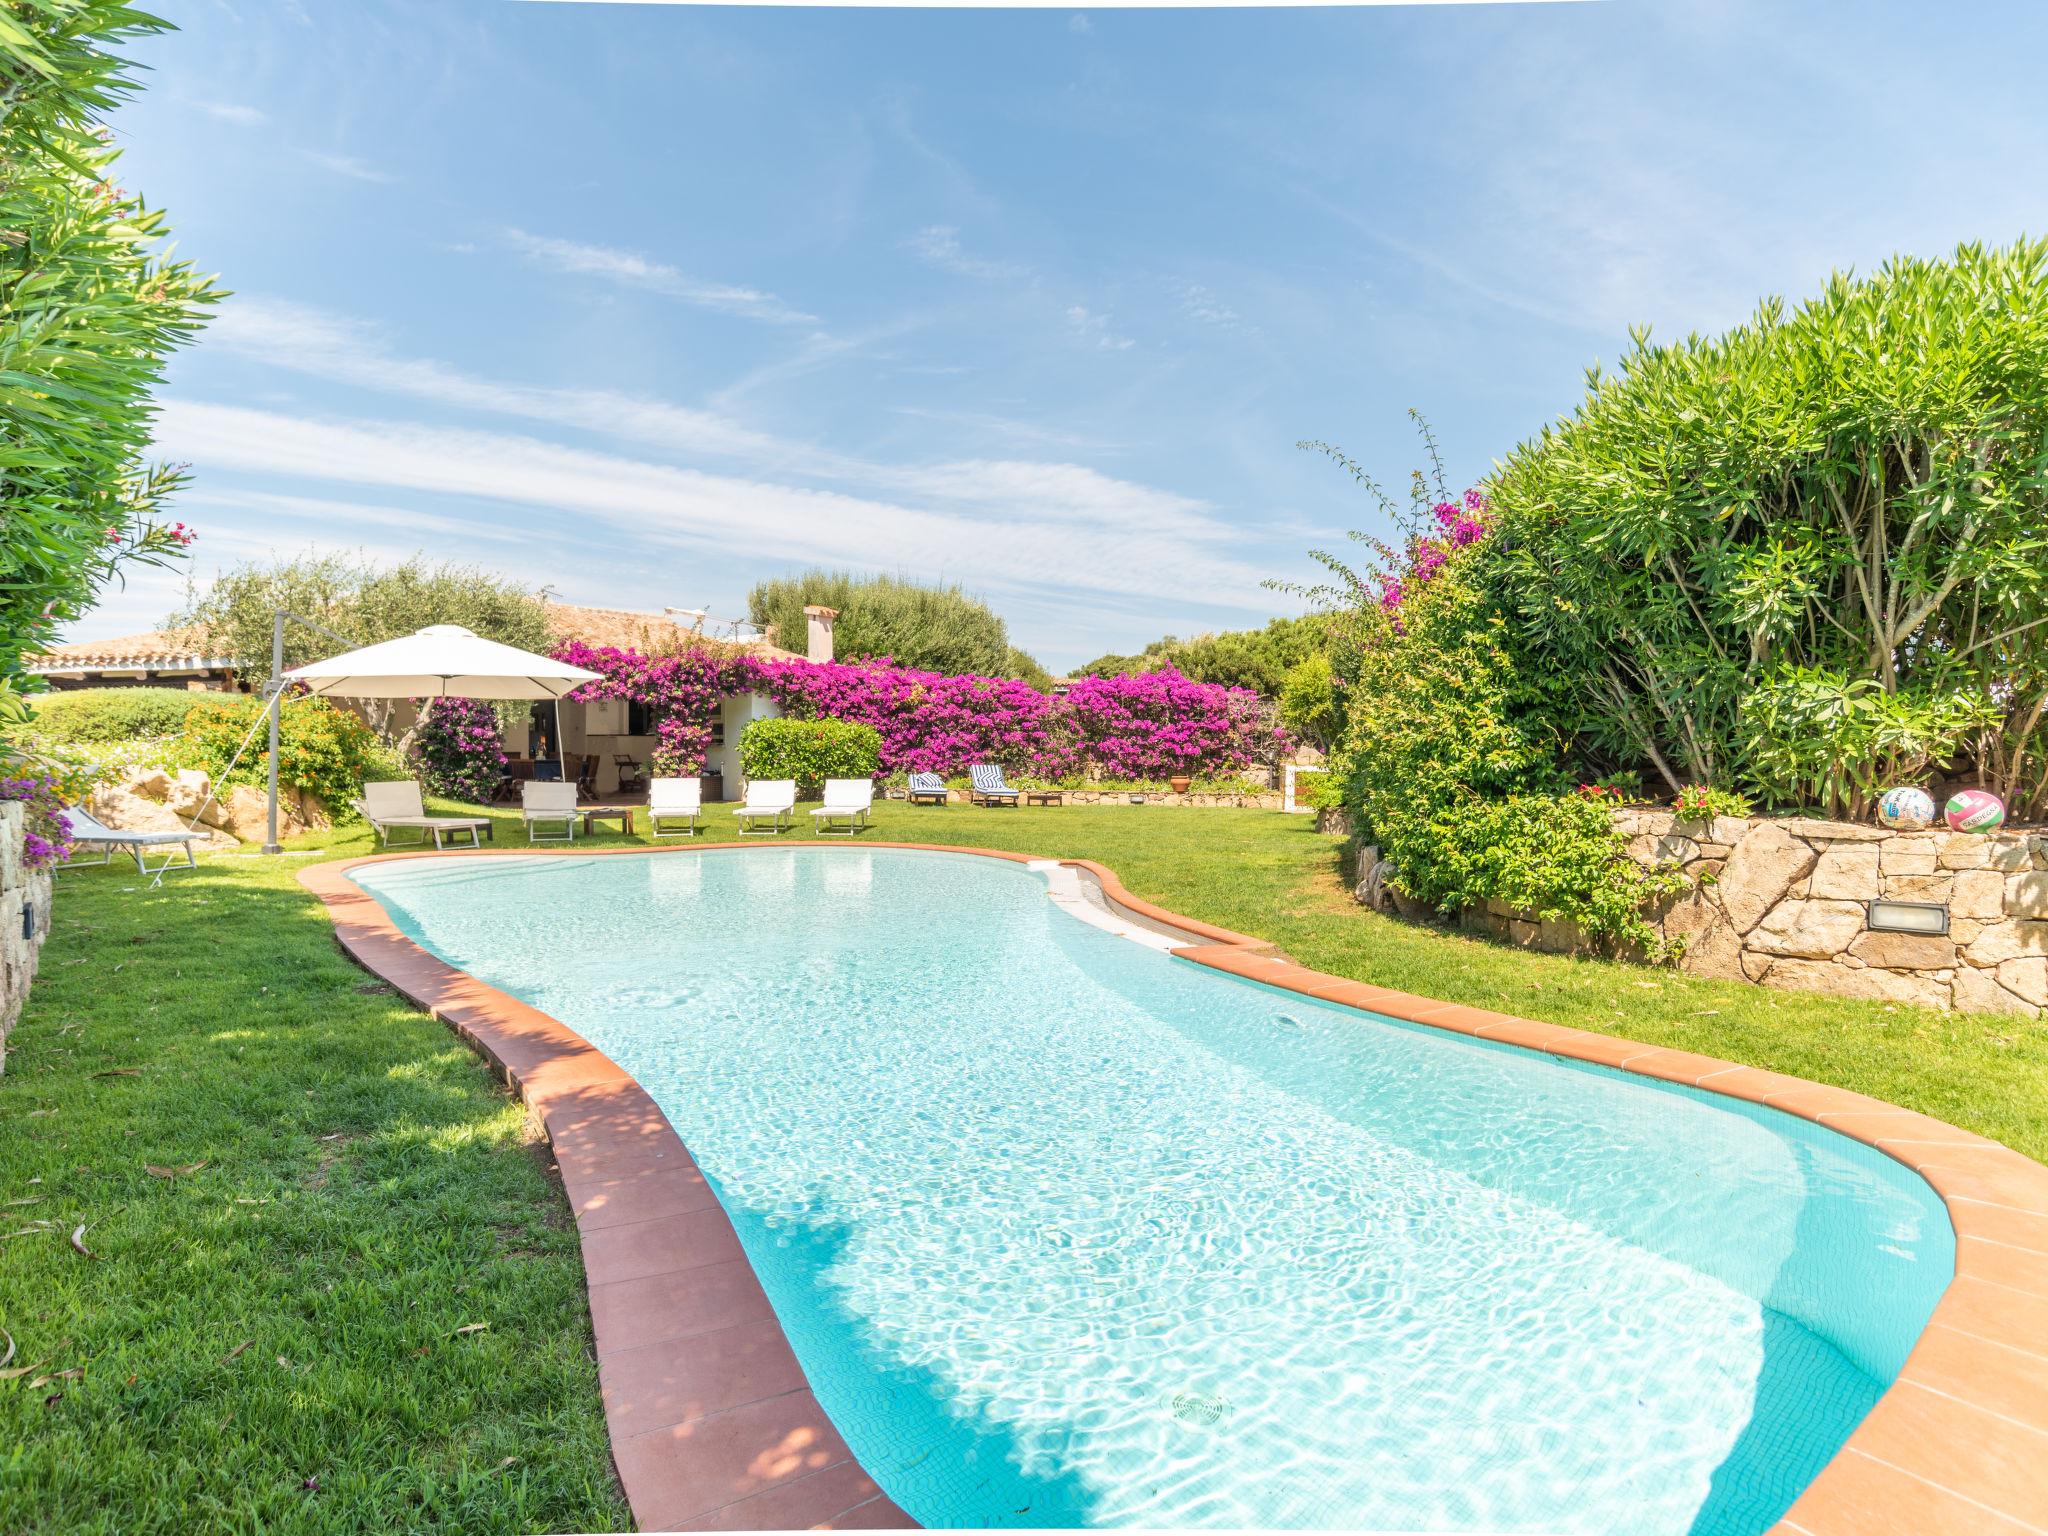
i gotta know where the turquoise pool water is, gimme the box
[351,848,1953,1534]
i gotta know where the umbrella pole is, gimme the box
[263,609,284,855]
[554,698,567,787]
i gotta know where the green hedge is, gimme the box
[21,686,239,744]
[172,694,385,822]
[737,718,880,798]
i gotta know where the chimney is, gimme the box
[803,605,837,663]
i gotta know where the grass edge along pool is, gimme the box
[349,847,1955,1534]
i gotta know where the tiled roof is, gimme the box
[543,602,809,663]
[26,627,234,673]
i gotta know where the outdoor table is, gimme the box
[1025,790,1065,806]
[580,806,635,836]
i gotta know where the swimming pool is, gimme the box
[350,847,1954,1534]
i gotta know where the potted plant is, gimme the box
[1168,774,1192,795]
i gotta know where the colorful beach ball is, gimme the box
[1876,786,1936,831]
[1945,789,2006,834]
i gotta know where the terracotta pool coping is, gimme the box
[299,840,2048,1536]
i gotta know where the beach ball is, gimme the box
[1876,786,1936,831]
[1945,789,2006,834]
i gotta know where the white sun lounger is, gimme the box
[354,780,491,850]
[969,763,1020,806]
[809,778,874,835]
[520,780,581,843]
[58,804,206,873]
[906,772,950,805]
[733,778,796,835]
[647,777,703,839]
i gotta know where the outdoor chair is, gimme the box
[906,773,950,806]
[574,754,600,799]
[520,780,581,843]
[647,776,703,838]
[733,778,797,835]
[58,805,207,874]
[613,754,647,793]
[810,778,874,835]
[968,764,1021,807]
[354,780,492,850]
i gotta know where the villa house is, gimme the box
[26,601,839,799]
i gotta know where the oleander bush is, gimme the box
[736,718,881,798]
[1296,241,2048,945]
[0,2,216,724]
[1487,237,2048,819]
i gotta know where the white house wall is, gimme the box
[708,692,780,786]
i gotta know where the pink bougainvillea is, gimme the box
[1380,488,1492,613]
[1041,668,1281,780]
[556,641,756,774]
[555,641,1286,781]
[411,697,508,803]
[0,774,73,869]
[753,657,1059,776]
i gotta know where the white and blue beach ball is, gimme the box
[1876,785,1936,831]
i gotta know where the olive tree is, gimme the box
[747,569,1036,679]
[171,554,555,741]
[171,553,556,691]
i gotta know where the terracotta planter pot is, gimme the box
[1169,776,1192,795]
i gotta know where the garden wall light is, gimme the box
[1865,899,1949,936]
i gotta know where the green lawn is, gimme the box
[3,798,2043,1533]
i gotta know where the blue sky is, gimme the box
[92,0,2048,669]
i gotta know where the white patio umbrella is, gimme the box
[275,623,602,848]
[283,624,600,704]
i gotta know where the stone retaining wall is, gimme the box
[0,802,55,1073]
[1359,807,2048,1016]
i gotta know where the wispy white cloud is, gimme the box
[193,487,537,546]
[302,150,392,183]
[152,401,1274,612]
[889,406,1118,454]
[1179,283,1244,330]
[502,228,817,324]
[907,225,1030,283]
[192,100,266,127]
[1065,304,1134,351]
[204,297,1214,540]
[205,297,784,460]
